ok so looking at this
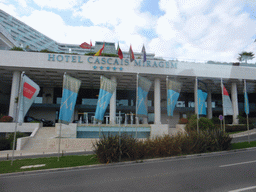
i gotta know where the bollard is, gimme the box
[61,150,64,157]
[7,153,9,160]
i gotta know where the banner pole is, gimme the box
[11,71,24,165]
[221,78,225,132]
[58,123,62,161]
[196,77,199,133]
[244,80,250,143]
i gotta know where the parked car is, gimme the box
[24,116,54,127]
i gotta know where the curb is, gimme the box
[2,146,256,177]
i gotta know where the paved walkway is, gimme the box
[229,128,256,138]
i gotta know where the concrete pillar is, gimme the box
[207,88,212,119]
[110,76,117,124]
[231,82,239,124]
[194,78,198,115]
[8,71,21,121]
[154,78,161,124]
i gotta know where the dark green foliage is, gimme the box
[84,52,95,56]
[7,132,26,150]
[237,115,246,124]
[211,117,220,124]
[0,138,11,150]
[10,47,24,51]
[186,115,216,132]
[40,49,56,53]
[93,130,232,163]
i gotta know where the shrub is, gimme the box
[10,47,24,51]
[93,130,232,163]
[0,138,11,150]
[7,132,26,150]
[186,115,215,132]
[211,117,220,124]
[237,115,246,124]
[0,116,13,122]
[178,118,188,124]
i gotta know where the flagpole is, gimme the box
[221,78,225,132]
[58,72,66,161]
[166,76,168,118]
[244,79,250,143]
[196,77,199,133]
[136,73,139,122]
[11,71,25,165]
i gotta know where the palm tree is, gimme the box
[238,52,255,64]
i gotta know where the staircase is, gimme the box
[22,127,56,152]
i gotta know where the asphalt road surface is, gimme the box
[1,149,256,192]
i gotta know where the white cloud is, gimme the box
[150,0,256,62]
[32,0,78,10]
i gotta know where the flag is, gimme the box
[94,43,105,56]
[95,76,117,122]
[167,79,182,116]
[137,75,152,117]
[141,44,146,62]
[222,83,234,116]
[117,42,123,59]
[59,74,81,124]
[17,73,40,124]
[80,42,92,49]
[90,40,92,47]
[129,45,135,62]
[244,80,249,115]
[198,80,208,115]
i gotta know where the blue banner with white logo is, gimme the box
[95,76,117,122]
[167,80,182,116]
[244,80,249,115]
[59,75,81,124]
[137,76,152,117]
[198,80,207,115]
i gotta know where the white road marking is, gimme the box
[229,185,256,192]
[220,160,256,168]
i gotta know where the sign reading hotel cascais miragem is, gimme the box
[48,54,177,71]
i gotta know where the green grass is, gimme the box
[231,141,256,150]
[0,154,100,174]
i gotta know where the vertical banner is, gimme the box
[17,73,40,124]
[222,81,234,116]
[167,79,182,116]
[244,80,249,115]
[59,74,81,124]
[198,80,208,115]
[95,76,117,122]
[136,75,152,117]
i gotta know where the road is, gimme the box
[1,149,256,191]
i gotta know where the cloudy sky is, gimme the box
[1,0,256,63]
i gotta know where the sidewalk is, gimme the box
[229,128,256,138]
[0,148,92,159]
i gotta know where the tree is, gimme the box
[238,52,255,64]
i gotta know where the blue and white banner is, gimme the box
[137,75,152,117]
[198,80,208,115]
[95,76,117,122]
[18,73,40,124]
[244,80,249,115]
[59,74,81,124]
[167,80,182,116]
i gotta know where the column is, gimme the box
[8,71,21,121]
[231,82,239,124]
[110,76,117,124]
[194,78,198,115]
[154,78,161,124]
[207,88,212,119]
